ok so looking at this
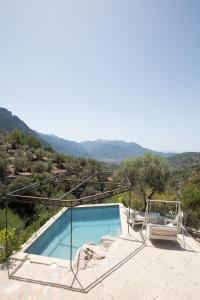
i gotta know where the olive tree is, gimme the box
[181,176,200,226]
[31,162,46,173]
[117,153,171,209]
[14,157,29,173]
[0,158,8,181]
[8,130,24,149]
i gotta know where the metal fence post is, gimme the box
[5,196,9,278]
[128,186,132,235]
[70,201,73,271]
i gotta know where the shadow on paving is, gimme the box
[5,237,145,294]
[150,239,186,251]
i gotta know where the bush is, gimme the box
[53,153,66,164]
[0,183,7,207]
[47,161,53,172]
[0,208,24,230]
[0,158,8,180]
[0,150,9,159]
[182,176,200,212]
[8,130,24,149]
[14,157,29,172]
[35,148,44,160]
[25,135,41,149]
[31,162,46,173]
[0,227,16,262]
[25,149,33,161]
[8,176,36,218]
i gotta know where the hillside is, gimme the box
[168,152,200,170]
[39,133,90,158]
[81,140,175,163]
[0,108,38,138]
[0,130,104,179]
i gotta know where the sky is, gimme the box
[0,0,200,153]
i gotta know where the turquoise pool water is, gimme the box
[26,205,121,260]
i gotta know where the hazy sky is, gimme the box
[0,0,200,152]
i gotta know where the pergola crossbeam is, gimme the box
[7,186,130,207]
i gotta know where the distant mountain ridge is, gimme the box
[0,107,37,137]
[39,133,90,158]
[0,108,50,147]
[80,140,175,162]
[167,152,200,170]
[0,107,177,162]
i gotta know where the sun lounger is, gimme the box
[126,208,144,228]
[149,223,179,241]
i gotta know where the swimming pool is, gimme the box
[25,205,121,260]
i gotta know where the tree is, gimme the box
[0,158,8,181]
[25,135,41,149]
[35,148,44,160]
[0,183,7,207]
[31,162,46,173]
[8,176,36,218]
[47,161,53,172]
[53,153,66,164]
[14,157,29,173]
[8,130,24,149]
[182,176,200,223]
[117,153,170,209]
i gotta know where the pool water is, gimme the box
[26,205,121,260]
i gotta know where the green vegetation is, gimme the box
[116,154,170,209]
[110,154,200,227]
[0,208,24,261]
[181,175,200,227]
[0,227,16,261]
[0,158,7,180]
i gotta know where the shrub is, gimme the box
[25,135,41,149]
[31,162,46,173]
[14,157,29,172]
[0,158,8,180]
[53,153,66,164]
[182,176,200,213]
[47,161,53,172]
[35,148,44,160]
[0,151,9,159]
[0,227,16,262]
[0,208,23,230]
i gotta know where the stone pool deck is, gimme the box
[1,208,200,300]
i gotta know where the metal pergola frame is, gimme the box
[5,171,133,292]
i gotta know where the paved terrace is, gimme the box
[0,208,200,300]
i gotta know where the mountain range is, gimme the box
[0,107,38,138]
[0,107,183,163]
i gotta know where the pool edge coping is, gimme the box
[11,203,126,268]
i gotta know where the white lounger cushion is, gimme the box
[149,223,178,239]
[135,214,144,222]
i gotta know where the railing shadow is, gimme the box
[6,235,145,293]
[84,243,145,293]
